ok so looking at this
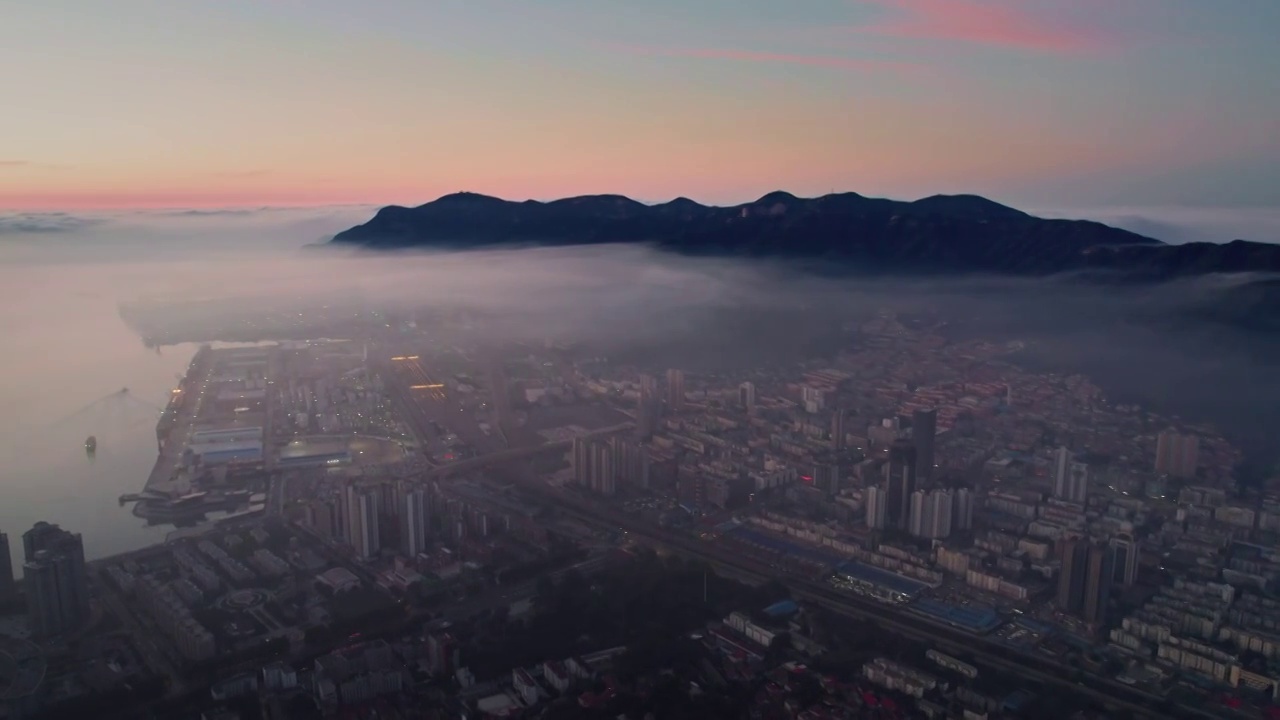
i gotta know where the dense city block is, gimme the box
[2,307,1277,720]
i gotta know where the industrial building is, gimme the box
[277,439,352,468]
[912,599,1003,634]
[187,426,265,465]
[831,561,928,604]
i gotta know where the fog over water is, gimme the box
[0,207,375,573]
[2,205,1279,574]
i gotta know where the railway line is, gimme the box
[381,353,509,456]
[390,355,447,401]
[512,481,1211,720]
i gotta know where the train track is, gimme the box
[520,483,1213,720]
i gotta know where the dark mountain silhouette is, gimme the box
[332,191,1280,280]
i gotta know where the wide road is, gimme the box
[518,483,1217,720]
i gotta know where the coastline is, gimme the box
[129,346,214,519]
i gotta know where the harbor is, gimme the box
[119,341,412,524]
[121,345,269,523]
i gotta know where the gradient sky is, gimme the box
[2,0,1278,210]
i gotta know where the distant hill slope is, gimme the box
[331,191,1280,279]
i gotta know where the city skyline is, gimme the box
[2,1,1279,211]
[0,290,1273,716]
[3,1,1279,704]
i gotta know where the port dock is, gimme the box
[128,341,406,523]
[130,345,271,521]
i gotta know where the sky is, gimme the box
[2,0,1279,214]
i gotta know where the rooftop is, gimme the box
[834,561,929,597]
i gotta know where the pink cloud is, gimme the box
[620,45,919,73]
[858,0,1106,53]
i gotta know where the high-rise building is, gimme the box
[1155,430,1199,478]
[1109,533,1139,587]
[912,408,937,481]
[812,461,842,495]
[1057,538,1089,614]
[0,531,13,601]
[1049,445,1070,489]
[909,489,953,539]
[22,523,89,637]
[611,436,649,490]
[425,633,458,678]
[24,521,74,562]
[26,553,82,638]
[928,489,953,539]
[1083,542,1114,624]
[1066,462,1089,504]
[573,436,617,494]
[738,382,756,414]
[1053,446,1070,497]
[885,439,918,529]
[401,486,430,557]
[590,442,617,496]
[865,485,887,529]
[801,385,825,414]
[830,410,847,451]
[1057,538,1112,624]
[637,374,660,439]
[1053,447,1088,504]
[344,486,381,559]
[951,487,974,532]
[572,437,592,487]
[665,369,685,413]
[908,490,928,538]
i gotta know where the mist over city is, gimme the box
[6,208,1279,426]
[2,191,1280,720]
[6,1,1280,719]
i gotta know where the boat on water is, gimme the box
[85,435,97,452]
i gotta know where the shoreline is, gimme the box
[130,346,214,520]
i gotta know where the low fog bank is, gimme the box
[3,207,1279,470]
[882,275,1280,473]
[0,205,377,263]
[1037,205,1280,245]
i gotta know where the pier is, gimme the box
[132,346,215,519]
[118,491,166,505]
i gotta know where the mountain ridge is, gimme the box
[331,191,1280,280]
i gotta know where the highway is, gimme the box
[510,482,1215,720]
